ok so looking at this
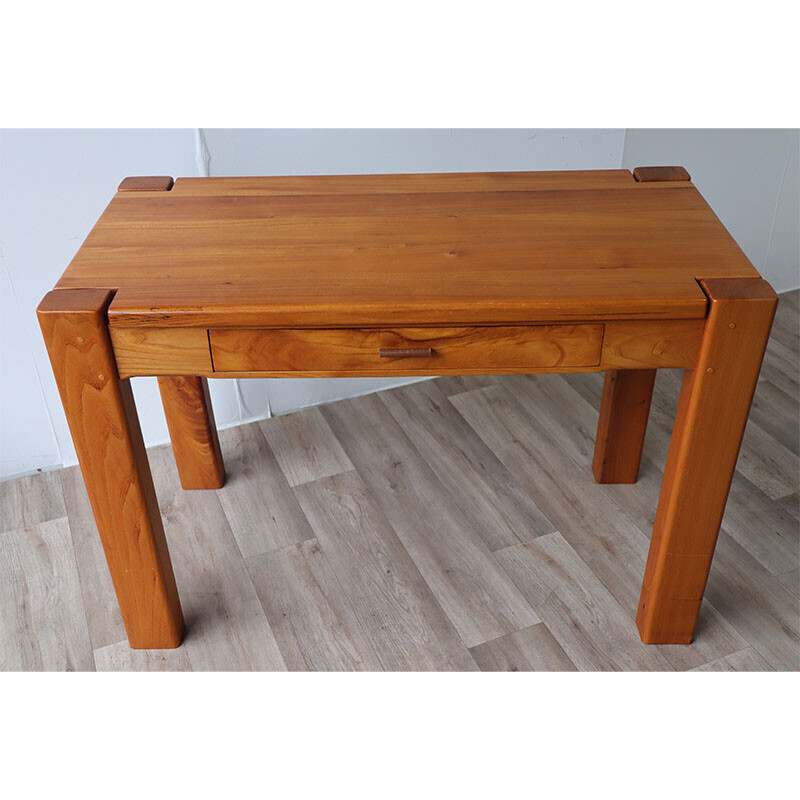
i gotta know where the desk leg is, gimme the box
[637,278,777,644]
[158,376,225,489]
[38,289,184,649]
[592,369,656,484]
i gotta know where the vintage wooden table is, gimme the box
[38,168,777,651]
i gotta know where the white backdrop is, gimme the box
[1,128,797,480]
[1,130,200,480]
[623,129,798,294]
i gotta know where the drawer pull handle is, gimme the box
[379,347,433,359]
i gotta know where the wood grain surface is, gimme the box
[259,407,353,488]
[61,465,127,649]
[468,623,577,671]
[690,648,773,672]
[158,376,225,489]
[170,170,641,196]
[0,518,94,671]
[0,470,66,531]
[290,471,478,670]
[450,382,654,615]
[117,176,174,192]
[105,318,704,378]
[210,324,603,374]
[633,166,691,182]
[600,319,704,369]
[593,369,657,484]
[146,446,286,670]
[321,394,541,647]
[108,318,705,378]
[496,533,672,670]
[34,169,781,656]
[110,327,212,377]
[214,425,315,558]
[704,532,799,669]
[637,278,778,643]
[379,379,555,551]
[50,170,759,327]
[37,288,184,649]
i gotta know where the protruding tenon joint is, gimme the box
[118,176,174,192]
[633,166,691,183]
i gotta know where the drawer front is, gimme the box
[209,325,603,374]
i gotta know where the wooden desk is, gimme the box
[37,168,777,650]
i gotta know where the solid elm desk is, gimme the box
[38,168,777,650]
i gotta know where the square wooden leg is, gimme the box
[158,376,225,490]
[38,289,184,649]
[593,369,656,484]
[637,278,777,643]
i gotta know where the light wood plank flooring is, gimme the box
[2,291,798,671]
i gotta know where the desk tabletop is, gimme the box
[56,169,759,328]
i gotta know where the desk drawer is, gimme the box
[209,324,603,374]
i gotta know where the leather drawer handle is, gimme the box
[379,347,433,359]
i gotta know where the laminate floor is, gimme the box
[2,292,798,671]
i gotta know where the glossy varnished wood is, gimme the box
[109,327,212,378]
[637,278,778,643]
[117,176,174,192]
[109,318,705,378]
[600,319,704,369]
[37,289,184,649]
[36,169,781,653]
[633,166,691,183]
[53,169,760,328]
[209,324,604,375]
[158,376,225,490]
[593,369,657,484]
[170,170,642,196]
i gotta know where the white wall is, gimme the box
[1,130,201,480]
[0,128,625,480]
[622,129,799,293]
[200,128,625,174]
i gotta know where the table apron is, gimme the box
[109,319,705,379]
